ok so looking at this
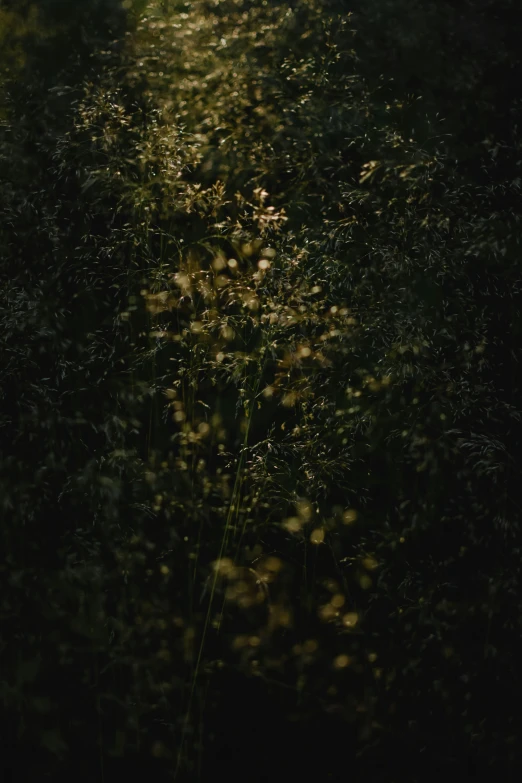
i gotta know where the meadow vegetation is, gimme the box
[1,1,521,780]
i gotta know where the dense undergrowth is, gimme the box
[1,1,522,781]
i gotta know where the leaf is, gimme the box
[40,729,68,757]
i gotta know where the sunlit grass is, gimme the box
[1,0,520,778]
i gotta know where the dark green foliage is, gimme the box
[1,1,522,781]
